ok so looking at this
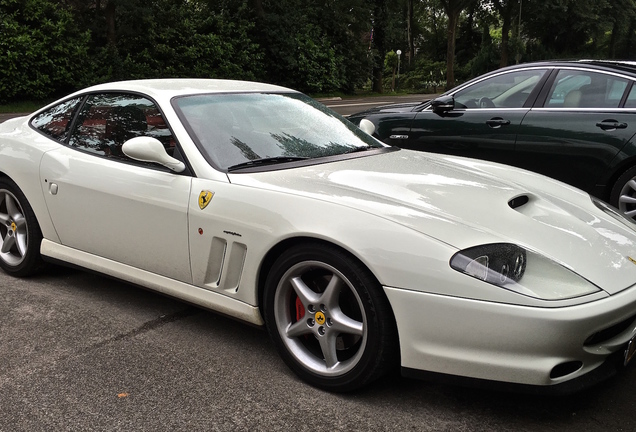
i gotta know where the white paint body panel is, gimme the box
[40,147,193,283]
[232,150,636,298]
[3,79,636,388]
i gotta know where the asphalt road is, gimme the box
[2,95,636,430]
[3,268,636,431]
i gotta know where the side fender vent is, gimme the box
[508,195,529,209]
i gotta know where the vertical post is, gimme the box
[396,50,402,91]
[516,0,522,64]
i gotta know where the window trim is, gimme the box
[422,66,553,113]
[534,66,636,110]
[30,90,194,176]
[171,91,392,173]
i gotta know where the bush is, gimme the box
[0,0,91,102]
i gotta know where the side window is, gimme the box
[453,69,546,109]
[624,84,636,108]
[68,93,176,161]
[546,70,629,108]
[31,97,83,142]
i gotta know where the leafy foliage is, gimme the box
[0,0,91,102]
[4,0,636,102]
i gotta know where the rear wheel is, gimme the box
[610,166,636,221]
[0,178,44,276]
[263,243,398,392]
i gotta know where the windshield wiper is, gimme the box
[227,156,309,172]
[344,145,374,154]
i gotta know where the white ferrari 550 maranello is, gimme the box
[3,79,636,393]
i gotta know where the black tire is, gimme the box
[0,178,44,276]
[263,243,398,392]
[610,166,636,221]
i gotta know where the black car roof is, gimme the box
[499,60,636,76]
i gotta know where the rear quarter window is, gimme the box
[31,97,83,142]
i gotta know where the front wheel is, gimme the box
[0,178,44,276]
[610,166,636,222]
[263,243,398,392]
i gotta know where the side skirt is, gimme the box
[40,239,264,326]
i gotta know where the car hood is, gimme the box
[231,150,636,295]
[348,101,425,119]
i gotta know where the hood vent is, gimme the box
[508,195,529,209]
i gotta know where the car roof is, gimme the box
[72,79,297,100]
[576,59,636,74]
[496,60,636,75]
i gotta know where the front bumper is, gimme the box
[384,283,636,390]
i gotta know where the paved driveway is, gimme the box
[3,268,636,431]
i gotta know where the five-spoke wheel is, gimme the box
[264,243,397,392]
[0,179,43,276]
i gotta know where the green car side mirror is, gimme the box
[431,95,455,114]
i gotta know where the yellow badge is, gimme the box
[198,191,214,210]
[629,256,636,265]
[315,311,326,325]
[10,222,16,232]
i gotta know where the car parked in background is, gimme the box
[349,60,636,221]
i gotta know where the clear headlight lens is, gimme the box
[450,243,601,300]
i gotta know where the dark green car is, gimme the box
[349,60,636,220]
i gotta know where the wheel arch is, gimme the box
[0,169,58,244]
[602,156,636,202]
[0,172,47,275]
[256,236,396,323]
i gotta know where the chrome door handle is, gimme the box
[486,118,511,128]
[596,120,628,130]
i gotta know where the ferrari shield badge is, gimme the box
[629,256,636,265]
[198,191,214,210]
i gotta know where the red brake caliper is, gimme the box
[295,296,305,321]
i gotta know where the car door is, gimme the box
[38,92,194,283]
[517,68,636,194]
[403,68,549,166]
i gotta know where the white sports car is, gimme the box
[2,79,636,393]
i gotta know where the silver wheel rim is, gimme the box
[273,260,367,377]
[0,189,28,267]
[618,178,636,220]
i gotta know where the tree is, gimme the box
[522,0,611,58]
[371,0,390,93]
[406,0,415,64]
[439,0,476,89]
[604,0,636,58]
[490,0,517,67]
[0,0,91,102]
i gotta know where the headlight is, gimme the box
[450,243,600,300]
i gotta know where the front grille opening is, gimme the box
[550,361,583,379]
[584,315,636,346]
[508,195,529,209]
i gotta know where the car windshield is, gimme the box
[173,92,384,171]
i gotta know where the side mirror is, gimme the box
[122,136,186,173]
[358,118,376,136]
[431,95,455,114]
